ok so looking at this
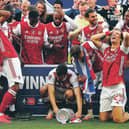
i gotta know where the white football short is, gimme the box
[100,82,127,112]
[0,57,24,87]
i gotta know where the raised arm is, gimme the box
[68,28,82,40]
[123,32,129,47]
[57,8,78,30]
[0,10,10,24]
[90,32,108,49]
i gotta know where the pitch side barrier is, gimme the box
[1,65,128,116]
[16,64,77,115]
[15,65,101,116]
[16,65,129,116]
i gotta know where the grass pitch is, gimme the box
[1,116,129,129]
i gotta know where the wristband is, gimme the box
[105,31,110,36]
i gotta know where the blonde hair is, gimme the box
[35,0,47,23]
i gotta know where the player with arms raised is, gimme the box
[91,29,129,123]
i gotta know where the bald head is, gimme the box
[21,0,31,16]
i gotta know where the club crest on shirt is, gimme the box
[38,31,42,35]
[56,30,59,34]
[32,30,35,35]
[48,75,52,80]
[25,30,29,34]
[87,34,90,37]
[61,28,64,33]
[50,31,53,34]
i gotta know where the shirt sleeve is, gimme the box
[102,21,109,32]
[43,28,50,47]
[99,43,109,54]
[47,70,56,85]
[115,19,124,29]
[64,14,78,32]
[69,70,79,88]
[81,30,87,43]
[13,23,21,35]
[82,41,98,50]
[120,42,129,54]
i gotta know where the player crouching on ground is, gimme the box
[40,63,82,119]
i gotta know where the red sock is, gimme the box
[0,89,16,113]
